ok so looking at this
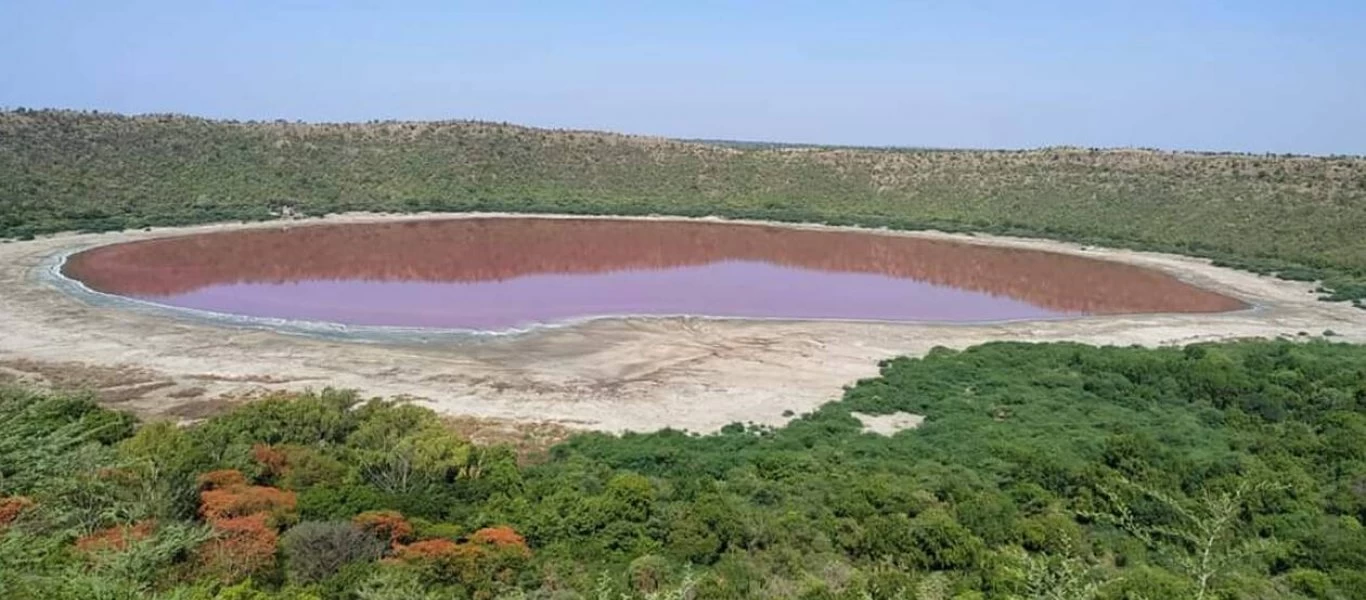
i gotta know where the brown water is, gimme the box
[62,218,1246,330]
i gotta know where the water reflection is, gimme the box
[63,219,1245,328]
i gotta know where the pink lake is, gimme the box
[62,218,1246,330]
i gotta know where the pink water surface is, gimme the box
[64,218,1245,331]
[153,260,1067,329]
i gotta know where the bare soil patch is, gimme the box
[167,386,208,399]
[2,213,1363,432]
[444,415,577,463]
[0,358,158,390]
[0,358,218,407]
[852,412,926,436]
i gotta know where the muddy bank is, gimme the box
[2,213,1363,432]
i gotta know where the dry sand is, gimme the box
[851,412,926,436]
[2,213,1363,433]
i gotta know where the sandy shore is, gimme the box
[2,213,1363,432]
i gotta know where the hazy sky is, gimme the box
[2,1,1363,154]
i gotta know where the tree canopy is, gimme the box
[2,339,1364,598]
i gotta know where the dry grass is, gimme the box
[0,358,159,390]
[0,358,186,405]
[188,373,312,384]
[167,386,208,399]
[98,381,177,404]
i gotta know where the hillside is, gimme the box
[2,109,1365,304]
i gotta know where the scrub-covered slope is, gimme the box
[2,109,1364,303]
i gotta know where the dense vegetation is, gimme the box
[3,339,1364,599]
[1,109,1364,305]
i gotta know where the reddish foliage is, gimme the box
[393,531,531,588]
[471,526,527,549]
[191,468,298,583]
[394,537,467,561]
[197,469,248,490]
[393,537,486,577]
[0,496,35,527]
[197,513,278,582]
[251,444,289,478]
[75,520,157,553]
[392,526,531,565]
[212,513,276,537]
[200,485,297,522]
[353,510,414,547]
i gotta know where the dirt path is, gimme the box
[2,213,1363,432]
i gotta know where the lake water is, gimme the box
[62,218,1246,330]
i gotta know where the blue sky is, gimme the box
[2,1,1363,154]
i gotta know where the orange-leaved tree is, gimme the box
[251,443,290,480]
[391,525,531,588]
[75,519,158,554]
[197,514,279,582]
[194,469,297,582]
[470,526,528,551]
[353,510,415,549]
[0,496,35,528]
[197,469,296,524]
